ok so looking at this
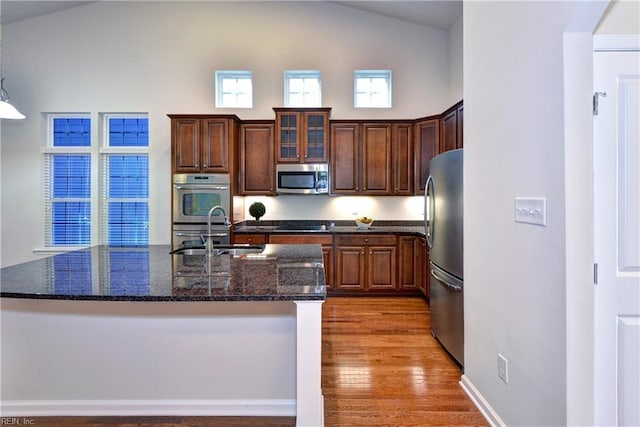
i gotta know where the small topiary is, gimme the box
[249,202,266,221]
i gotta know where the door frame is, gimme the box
[565,33,640,426]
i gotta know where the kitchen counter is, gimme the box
[0,244,326,301]
[1,244,325,425]
[234,220,425,237]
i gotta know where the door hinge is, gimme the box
[593,92,607,116]
[594,263,598,285]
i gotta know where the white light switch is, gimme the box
[514,197,547,226]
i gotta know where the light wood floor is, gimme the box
[22,297,487,426]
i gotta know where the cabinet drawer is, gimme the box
[269,234,334,245]
[336,234,396,246]
[234,234,267,244]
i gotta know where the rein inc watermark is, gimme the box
[0,419,35,425]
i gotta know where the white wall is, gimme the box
[463,2,605,425]
[0,1,454,267]
[448,14,463,104]
[595,0,640,34]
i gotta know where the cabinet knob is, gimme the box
[361,251,365,255]
[364,238,369,243]
[369,251,373,255]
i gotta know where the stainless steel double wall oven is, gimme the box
[172,173,231,250]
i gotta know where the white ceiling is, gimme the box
[1,1,462,30]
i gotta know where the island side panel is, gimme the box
[294,300,324,427]
[1,299,296,416]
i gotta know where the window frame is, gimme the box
[43,114,94,249]
[284,70,322,107]
[353,70,393,108]
[215,70,253,108]
[100,114,150,246]
[42,113,150,250]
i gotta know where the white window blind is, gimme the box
[43,114,149,248]
[100,116,149,246]
[44,116,92,246]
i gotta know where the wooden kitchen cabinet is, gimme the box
[393,122,414,195]
[419,237,429,299]
[330,122,360,194]
[274,108,331,163]
[269,234,334,289]
[238,122,275,195]
[335,234,396,291]
[170,115,237,174]
[440,100,464,153]
[362,123,392,195]
[234,233,267,245]
[398,236,429,298]
[330,122,392,195]
[414,116,440,194]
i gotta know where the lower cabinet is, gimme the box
[233,231,427,296]
[335,235,396,291]
[397,236,428,298]
[268,234,334,290]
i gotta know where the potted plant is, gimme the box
[249,201,266,222]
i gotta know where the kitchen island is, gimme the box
[0,244,326,427]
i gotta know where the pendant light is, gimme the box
[0,78,25,120]
[0,1,26,120]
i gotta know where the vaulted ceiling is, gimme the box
[1,1,462,30]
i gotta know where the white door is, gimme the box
[593,46,640,426]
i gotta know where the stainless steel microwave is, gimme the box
[276,164,329,195]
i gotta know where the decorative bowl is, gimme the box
[355,217,374,230]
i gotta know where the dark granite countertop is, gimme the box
[234,220,425,237]
[0,244,326,302]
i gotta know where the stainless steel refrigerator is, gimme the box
[425,148,464,367]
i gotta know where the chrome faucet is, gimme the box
[205,205,231,255]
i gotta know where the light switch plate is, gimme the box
[514,197,547,226]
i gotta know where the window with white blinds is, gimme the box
[44,114,149,247]
[44,116,92,246]
[100,116,149,246]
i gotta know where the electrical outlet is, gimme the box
[498,353,509,384]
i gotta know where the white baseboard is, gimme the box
[0,399,296,417]
[459,375,506,427]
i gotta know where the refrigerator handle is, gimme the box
[430,266,463,292]
[425,175,434,249]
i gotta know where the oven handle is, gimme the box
[174,185,229,190]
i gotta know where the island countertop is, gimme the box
[0,244,326,302]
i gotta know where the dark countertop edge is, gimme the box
[234,221,425,237]
[0,292,326,302]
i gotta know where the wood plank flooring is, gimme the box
[18,297,487,426]
[322,297,487,427]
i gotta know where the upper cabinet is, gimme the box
[274,108,331,163]
[330,122,393,195]
[413,117,440,194]
[169,115,237,174]
[440,100,464,153]
[238,121,275,195]
[392,122,414,195]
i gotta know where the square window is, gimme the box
[215,71,253,108]
[285,71,322,107]
[354,70,392,108]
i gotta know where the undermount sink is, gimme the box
[171,245,265,256]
